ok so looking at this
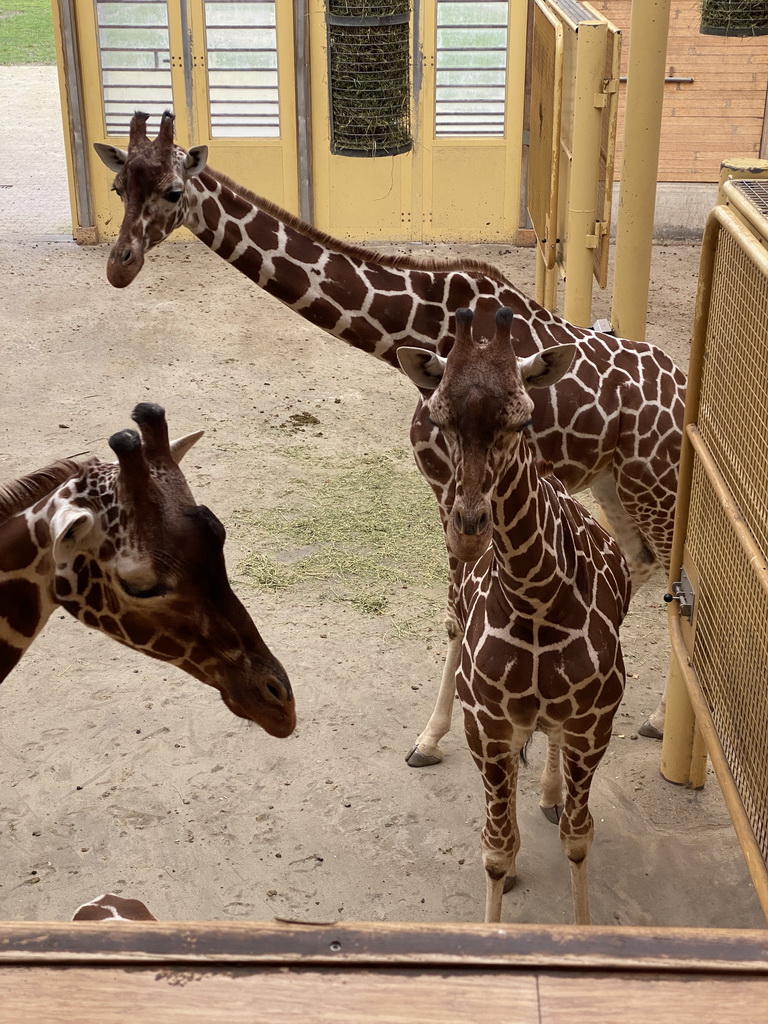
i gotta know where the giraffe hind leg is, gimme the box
[539,736,564,824]
[589,472,659,591]
[590,472,666,737]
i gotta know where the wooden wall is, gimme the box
[592,1,768,182]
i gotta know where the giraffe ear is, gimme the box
[183,146,208,177]
[170,429,204,464]
[93,143,128,173]
[50,507,97,564]
[518,344,578,390]
[397,347,446,391]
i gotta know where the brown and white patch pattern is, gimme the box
[399,309,631,924]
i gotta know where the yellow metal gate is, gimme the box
[55,0,533,243]
[527,0,620,325]
[307,0,527,242]
[662,175,768,922]
[54,0,300,240]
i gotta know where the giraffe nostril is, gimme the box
[121,249,134,265]
[477,511,489,533]
[266,679,289,705]
[453,509,464,534]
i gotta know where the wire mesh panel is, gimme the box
[731,179,768,219]
[203,1,280,139]
[685,456,768,864]
[668,183,768,912]
[96,0,173,137]
[697,223,768,559]
[434,0,509,138]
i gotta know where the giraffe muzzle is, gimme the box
[221,660,296,737]
[447,504,492,563]
[106,244,145,288]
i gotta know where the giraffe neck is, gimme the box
[183,168,524,368]
[0,511,57,681]
[486,444,579,610]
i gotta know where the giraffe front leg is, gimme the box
[406,613,462,767]
[539,737,564,824]
[475,745,523,923]
[560,747,598,926]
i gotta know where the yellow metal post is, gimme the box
[610,0,671,341]
[659,207,717,787]
[661,641,707,788]
[561,20,606,327]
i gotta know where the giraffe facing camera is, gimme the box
[399,308,631,923]
[0,403,295,738]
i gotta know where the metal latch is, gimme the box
[664,567,696,622]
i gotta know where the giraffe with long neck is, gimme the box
[0,402,295,737]
[398,308,631,923]
[94,111,684,742]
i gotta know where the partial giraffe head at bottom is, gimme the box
[0,403,295,738]
[72,893,157,922]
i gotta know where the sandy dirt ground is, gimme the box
[0,70,764,930]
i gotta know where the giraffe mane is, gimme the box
[209,169,514,286]
[0,459,83,523]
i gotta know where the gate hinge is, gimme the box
[664,567,696,622]
[595,78,618,107]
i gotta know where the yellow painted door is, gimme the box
[72,0,299,240]
[308,0,526,242]
[307,0,415,241]
[419,0,527,241]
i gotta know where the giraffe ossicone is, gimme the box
[399,308,631,923]
[0,402,295,738]
[94,110,685,740]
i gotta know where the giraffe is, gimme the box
[398,308,631,924]
[0,402,295,738]
[93,110,684,744]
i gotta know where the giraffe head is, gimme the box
[93,111,207,288]
[398,308,576,562]
[48,403,295,737]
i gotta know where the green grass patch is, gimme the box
[0,0,55,64]
[235,449,448,639]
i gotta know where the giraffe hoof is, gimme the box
[503,874,517,894]
[541,804,562,825]
[638,719,664,740]
[405,745,443,768]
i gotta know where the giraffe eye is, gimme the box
[165,189,183,203]
[118,578,168,599]
[112,185,123,199]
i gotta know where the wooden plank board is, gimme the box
[1,923,768,1023]
[539,974,768,1024]
[592,0,768,181]
[0,967,541,1024]
[2,920,767,969]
